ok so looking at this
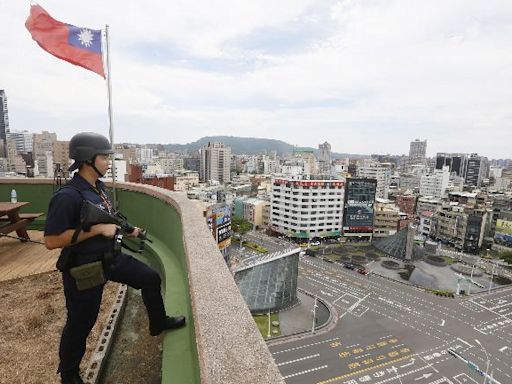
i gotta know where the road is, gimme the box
[269,256,512,384]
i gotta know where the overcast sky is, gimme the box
[1,1,511,158]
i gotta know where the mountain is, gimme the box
[164,136,364,158]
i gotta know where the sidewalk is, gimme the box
[277,290,331,336]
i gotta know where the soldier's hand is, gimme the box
[127,227,141,238]
[93,223,119,238]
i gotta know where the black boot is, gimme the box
[60,368,84,384]
[150,315,186,336]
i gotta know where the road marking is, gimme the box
[415,372,433,381]
[417,353,440,374]
[400,358,415,368]
[469,298,512,322]
[316,354,413,384]
[499,346,508,352]
[340,293,371,319]
[456,338,473,348]
[277,353,320,367]
[440,319,445,326]
[283,364,328,379]
[453,373,478,383]
[429,378,454,384]
[272,337,339,355]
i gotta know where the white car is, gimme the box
[311,241,321,246]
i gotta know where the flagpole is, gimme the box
[105,24,117,208]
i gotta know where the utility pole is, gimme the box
[311,296,318,334]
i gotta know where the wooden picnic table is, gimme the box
[0,202,44,241]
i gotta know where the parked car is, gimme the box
[357,268,368,275]
[311,241,321,246]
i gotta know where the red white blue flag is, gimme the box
[25,4,105,78]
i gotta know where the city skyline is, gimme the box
[2,1,512,158]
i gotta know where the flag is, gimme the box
[25,4,105,78]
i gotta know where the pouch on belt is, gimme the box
[69,261,106,291]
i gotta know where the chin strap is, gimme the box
[87,156,105,178]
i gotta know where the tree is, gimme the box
[231,217,252,235]
[499,250,512,265]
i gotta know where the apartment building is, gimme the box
[373,199,400,237]
[419,166,449,198]
[171,171,199,191]
[200,142,231,183]
[416,196,443,215]
[431,205,487,253]
[271,178,345,240]
[409,139,427,165]
[53,140,70,176]
[356,160,391,199]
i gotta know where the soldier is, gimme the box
[44,132,185,384]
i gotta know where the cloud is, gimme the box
[1,1,511,158]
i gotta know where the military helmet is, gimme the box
[68,132,114,172]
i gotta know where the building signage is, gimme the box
[495,218,512,246]
[343,178,377,234]
[273,179,345,187]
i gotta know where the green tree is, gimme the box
[499,250,512,265]
[231,216,252,235]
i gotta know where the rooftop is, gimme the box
[0,178,285,384]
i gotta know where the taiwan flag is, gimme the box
[25,4,105,78]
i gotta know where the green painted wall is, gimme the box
[0,182,199,383]
[115,189,199,384]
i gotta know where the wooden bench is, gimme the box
[0,212,44,240]
[0,212,44,221]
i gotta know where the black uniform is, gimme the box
[45,174,166,374]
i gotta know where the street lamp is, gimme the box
[488,262,497,295]
[267,293,276,339]
[468,263,476,295]
[475,339,490,384]
[311,296,318,334]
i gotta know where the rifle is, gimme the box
[80,200,152,249]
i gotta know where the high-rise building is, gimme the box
[271,178,345,239]
[465,153,487,187]
[33,131,57,177]
[53,140,70,177]
[342,178,377,239]
[356,160,392,199]
[435,152,468,177]
[199,142,231,183]
[318,142,331,176]
[409,139,427,165]
[0,90,10,157]
[7,130,33,153]
[419,166,450,198]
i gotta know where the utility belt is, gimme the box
[57,248,118,291]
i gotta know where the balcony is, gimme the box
[0,178,284,384]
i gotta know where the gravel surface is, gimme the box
[0,271,119,384]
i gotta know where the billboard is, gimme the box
[495,218,512,246]
[343,178,376,234]
[206,204,232,251]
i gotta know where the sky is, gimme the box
[1,1,512,159]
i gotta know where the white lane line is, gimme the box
[340,293,371,319]
[277,353,320,367]
[456,338,473,349]
[440,319,445,326]
[272,337,339,355]
[469,299,512,322]
[499,346,508,352]
[283,364,328,379]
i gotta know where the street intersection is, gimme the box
[269,256,512,384]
